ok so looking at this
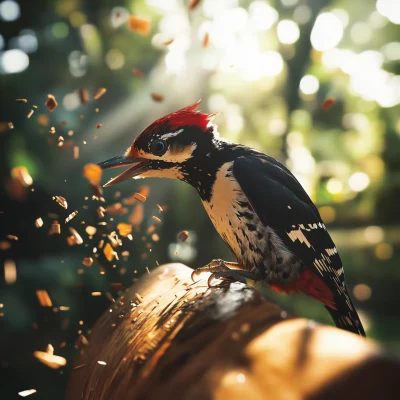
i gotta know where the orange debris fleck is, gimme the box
[131,67,144,78]
[188,0,201,10]
[129,203,144,226]
[128,15,151,36]
[4,259,17,284]
[117,223,132,237]
[103,243,115,262]
[322,97,335,111]
[36,290,53,307]
[203,32,210,48]
[83,163,102,185]
[151,93,164,102]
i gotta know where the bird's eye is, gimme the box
[151,139,167,156]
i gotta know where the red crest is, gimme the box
[141,100,215,137]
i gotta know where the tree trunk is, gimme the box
[67,263,400,400]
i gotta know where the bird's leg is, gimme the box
[191,259,263,287]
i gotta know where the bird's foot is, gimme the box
[191,259,247,287]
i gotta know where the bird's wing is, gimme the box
[233,155,346,304]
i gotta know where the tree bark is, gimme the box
[67,263,400,400]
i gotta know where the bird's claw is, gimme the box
[191,260,230,283]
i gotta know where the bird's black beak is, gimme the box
[98,154,149,187]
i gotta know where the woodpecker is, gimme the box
[98,101,365,337]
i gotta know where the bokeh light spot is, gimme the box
[293,5,311,25]
[364,226,384,244]
[106,49,125,70]
[299,74,319,95]
[0,0,20,22]
[52,22,69,39]
[311,13,343,51]
[326,178,343,195]
[348,172,370,192]
[376,0,400,25]
[353,284,372,301]
[0,49,29,74]
[277,20,300,44]
[259,51,284,77]
[249,1,278,31]
[375,243,393,260]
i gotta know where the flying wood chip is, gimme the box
[82,257,93,267]
[93,88,107,100]
[7,235,18,241]
[83,163,102,185]
[69,227,83,245]
[128,15,151,36]
[33,351,66,369]
[178,230,189,242]
[51,221,61,235]
[53,196,68,209]
[117,223,132,237]
[103,243,115,262]
[18,389,37,397]
[133,192,146,202]
[79,88,89,104]
[36,290,53,307]
[45,94,58,112]
[65,211,78,223]
[85,226,97,236]
[46,344,54,355]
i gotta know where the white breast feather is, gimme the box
[202,162,267,266]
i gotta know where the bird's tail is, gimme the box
[325,294,366,337]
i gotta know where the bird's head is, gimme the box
[98,101,217,187]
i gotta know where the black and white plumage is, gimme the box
[98,102,366,337]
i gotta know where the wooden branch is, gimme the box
[67,264,400,400]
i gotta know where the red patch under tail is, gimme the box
[270,267,336,309]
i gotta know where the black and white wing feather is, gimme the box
[233,155,365,336]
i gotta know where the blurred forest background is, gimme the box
[0,0,400,398]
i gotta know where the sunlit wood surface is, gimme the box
[67,263,400,400]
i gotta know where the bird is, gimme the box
[98,101,366,337]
